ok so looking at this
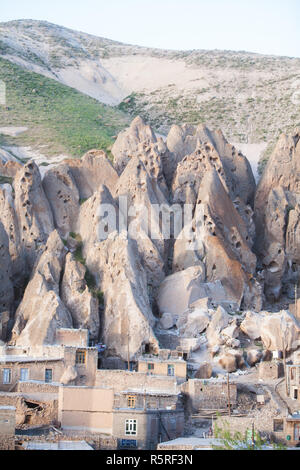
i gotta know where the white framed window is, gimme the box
[3,368,11,384]
[20,368,29,382]
[125,419,137,436]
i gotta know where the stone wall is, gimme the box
[214,414,286,444]
[58,386,114,434]
[56,329,89,347]
[182,379,237,411]
[137,359,187,381]
[95,369,178,393]
[113,409,185,450]
[258,361,284,380]
[0,406,15,435]
[17,381,59,394]
[0,436,15,450]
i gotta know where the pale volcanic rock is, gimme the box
[165,124,197,184]
[247,349,263,367]
[114,157,168,297]
[173,169,261,310]
[157,266,205,316]
[206,306,231,348]
[0,148,22,178]
[11,230,73,346]
[159,312,176,330]
[254,131,300,300]
[172,141,230,207]
[199,126,255,206]
[135,140,170,200]
[240,311,262,340]
[43,164,80,237]
[176,308,211,338]
[259,310,300,352]
[84,232,158,360]
[112,116,157,175]
[78,184,118,257]
[14,291,72,347]
[0,184,24,279]
[241,310,300,352]
[61,253,100,341]
[221,319,240,341]
[0,221,14,313]
[169,124,255,206]
[14,160,54,271]
[65,149,118,200]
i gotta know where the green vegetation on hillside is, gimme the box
[0,57,129,157]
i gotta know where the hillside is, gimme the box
[0,56,129,159]
[1,19,300,173]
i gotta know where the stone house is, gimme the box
[286,364,300,401]
[0,406,15,450]
[258,361,284,380]
[0,330,98,391]
[215,412,300,448]
[181,379,237,412]
[285,413,300,446]
[137,354,187,383]
[58,384,185,450]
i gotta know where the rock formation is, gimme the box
[2,117,300,368]
[14,160,54,272]
[112,116,157,175]
[61,253,100,341]
[43,164,80,238]
[254,130,300,300]
[11,231,73,346]
[64,149,119,199]
[83,232,159,360]
[0,221,14,313]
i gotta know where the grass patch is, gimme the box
[0,57,129,157]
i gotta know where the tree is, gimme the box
[212,419,286,450]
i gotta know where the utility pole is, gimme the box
[127,331,130,371]
[281,318,288,396]
[252,422,255,450]
[227,373,231,417]
[127,312,130,371]
[295,282,298,320]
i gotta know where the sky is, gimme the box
[1,0,300,58]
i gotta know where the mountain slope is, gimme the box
[1,18,300,156]
[0,56,129,157]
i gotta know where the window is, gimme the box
[273,419,284,432]
[148,363,154,372]
[45,369,53,383]
[291,367,296,381]
[125,419,137,436]
[20,368,29,382]
[127,396,136,408]
[76,350,86,365]
[168,364,175,377]
[3,369,11,384]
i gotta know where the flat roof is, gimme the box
[0,356,63,363]
[0,406,16,410]
[139,357,186,364]
[23,441,93,450]
[120,389,180,397]
[158,437,221,447]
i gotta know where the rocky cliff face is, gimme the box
[254,130,300,301]
[1,118,300,364]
